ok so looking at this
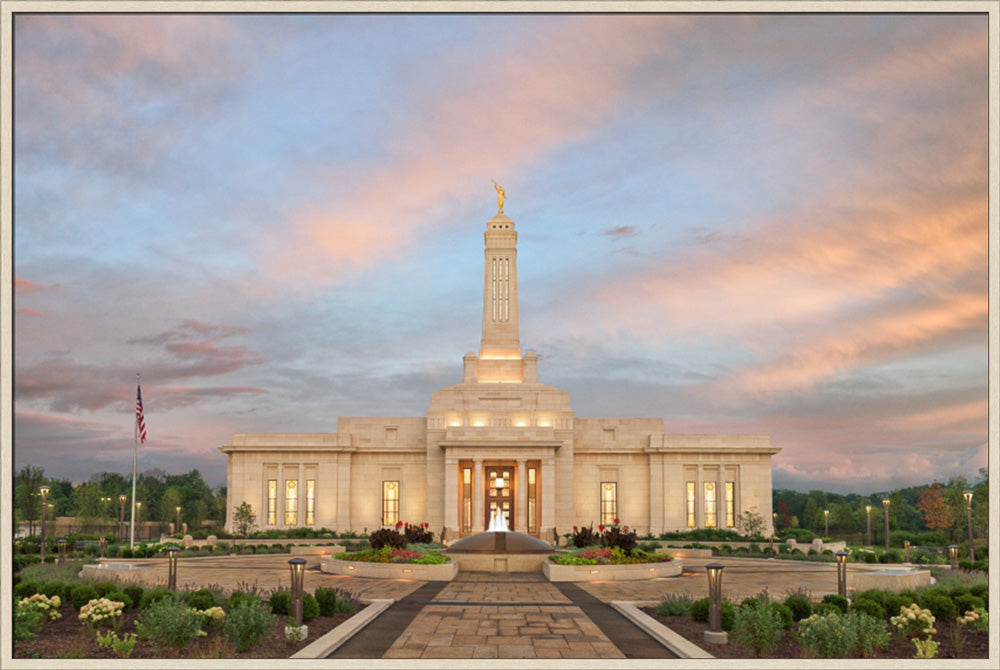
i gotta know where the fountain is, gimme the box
[445,508,555,572]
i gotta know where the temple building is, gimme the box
[221,200,780,540]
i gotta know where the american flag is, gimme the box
[136,384,147,443]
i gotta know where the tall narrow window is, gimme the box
[285,480,297,525]
[461,468,472,533]
[383,481,399,526]
[491,258,510,322]
[704,481,717,528]
[306,479,315,526]
[527,467,537,534]
[725,481,735,528]
[600,482,617,525]
[267,479,277,525]
[686,481,696,528]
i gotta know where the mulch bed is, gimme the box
[14,602,365,659]
[641,608,990,659]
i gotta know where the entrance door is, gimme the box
[485,465,514,530]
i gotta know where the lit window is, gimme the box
[383,481,399,526]
[686,482,696,528]
[725,482,735,528]
[527,467,537,534]
[601,482,617,525]
[704,481,717,528]
[267,479,277,525]
[461,468,472,533]
[306,479,315,526]
[285,480,297,525]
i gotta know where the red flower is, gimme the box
[573,525,578,531]
[614,518,620,525]
[395,520,403,528]
[599,524,605,532]
[624,526,629,531]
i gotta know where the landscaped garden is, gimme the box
[333,521,450,564]
[12,558,363,659]
[550,520,672,565]
[642,572,989,659]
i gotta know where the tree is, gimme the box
[776,500,793,531]
[13,465,46,535]
[232,501,257,538]
[736,507,766,538]
[72,482,106,528]
[916,482,952,533]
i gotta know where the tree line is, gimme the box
[773,468,988,542]
[13,465,227,535]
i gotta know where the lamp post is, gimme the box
[288,558,307,638]
[118,494,127,542]
[835,551,849,597]
[39,485,50,562]
[704,563,727,644]
[963,490,974,561]
[99,536,107,559]
[865,505,872,547]
[57,538,67,566]
[166,546,179,590]
[176,506,182,534]
[904,540,911,564]
[824,509,829,538]
[136,502,143,543]
[882,498,890,552]
[948,545,958,570]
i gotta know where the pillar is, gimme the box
[516,459,527,533]
[473,458,483,531]
[444,457,459,533]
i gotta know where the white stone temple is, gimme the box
[221,201,780,540]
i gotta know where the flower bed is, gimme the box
[545,547,682,581]
[549,546,673,565]
[321,547,456,581]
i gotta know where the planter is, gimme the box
[320,556,457,581]
[543,558,683,582]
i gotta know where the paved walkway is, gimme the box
[91,553,885,659]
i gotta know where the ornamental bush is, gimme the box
[369,526,407,550]
[269,591,291,615]
[315,587,356,616]
[656,594,693,617]
[731,602,784,656]
[690,597,710,622]
[403,522,434,544]
[570,524,598,548]
[104,591,133,610]
[796,612,855,658]
[139,588,173,611]
[954,593,985,614]
[782,593,812,622]
[688,597,735,629]
[91,581,118,597]
[186,588,218,611]
[850,596,884,621]
[226,590,261,612]
[302,592,320,621]
[918,590,956,621]
[224,598,276,652]
[123,585,144,609]
[40,581,67,601]
[13,580,40,600]
[70,584,100,610]
[136,595,202,649]
[821,594,849,614]
[768,602,794,629]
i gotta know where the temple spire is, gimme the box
[480,212,520,361]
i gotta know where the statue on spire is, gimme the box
[491,180,506,214]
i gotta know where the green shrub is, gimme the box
[13,555,41,571]
[821,594,849,614]
[850,596,884,621]
[226,590,261,612]
[314,587,356,616]
[104,590,133,610]
[813,602,841,617]
[185,589,217,611]
[954,593,985,614]
[139,588,172,611]
[69,584,100,610]
[269,591,291,615]
[123,585,144,609]
[137,595,203,649]
[768,602,794,629]
[732,603,784,656]
[783,593,812,622]
[740,596,763,610]
[656,594,693,617]
[948,584,970,599]
[90,581,117,597]
[852,612,890,657]
[969,582,988,600]
[690,597,710,622]
[897,590,920,610]
[224,599,276,652]
[797,612,856,658]
[13,580,41,599]
[40,581,67,601]
[302,593,319,621]
[919,590,956,621]
[13,603,44,643]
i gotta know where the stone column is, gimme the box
[473,458,484,531]
[336,454,351,531]
[542,456,556,537]
[649,453,664,536]
[516,459,527,533]
[444,456,459,534]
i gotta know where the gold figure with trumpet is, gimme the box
[491,179,506,214]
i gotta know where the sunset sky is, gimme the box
[9,10,992,494]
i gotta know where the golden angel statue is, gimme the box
[491,180,506,214]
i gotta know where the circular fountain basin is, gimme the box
[445,531,555,572]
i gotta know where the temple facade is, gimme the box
[221,207,779,540]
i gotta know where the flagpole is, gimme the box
[130,373,138,550]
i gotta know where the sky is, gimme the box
[8,9,994,495]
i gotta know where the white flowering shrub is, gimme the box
[889,603,936,638]
[194,605,227,630]
[78,597,125,630]
[18,593,62,621]
[958,608,988,634]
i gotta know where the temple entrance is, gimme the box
[485,464,514,529]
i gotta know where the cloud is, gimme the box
[14,278,59,294]
[602,225,638,240]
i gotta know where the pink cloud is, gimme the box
[262,16,690,286]
[14,277,59,294]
